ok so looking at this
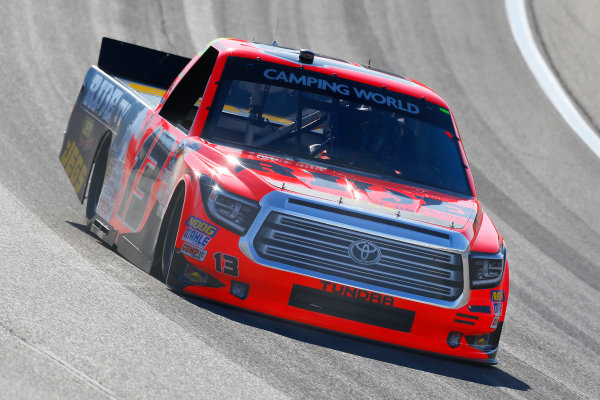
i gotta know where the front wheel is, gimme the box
[160,188,185,281]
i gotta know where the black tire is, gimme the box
[86,137,110,227]
[160,187,185,281]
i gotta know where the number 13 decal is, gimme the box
[214,253,239,277]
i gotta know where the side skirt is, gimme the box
[89,214,153,274]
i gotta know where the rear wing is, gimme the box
[98,37,191,89]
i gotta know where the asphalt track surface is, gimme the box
[1,1,599,399]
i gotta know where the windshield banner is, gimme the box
[220,56,454,132]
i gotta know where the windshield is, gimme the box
[202,57,472,196]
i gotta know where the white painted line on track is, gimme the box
[505,0,600,159]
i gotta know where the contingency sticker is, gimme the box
[475,335,489,347]
[79,116,95,151]
[181,264,208,286]
[181,242,208,262]
[181,216,219,249]
[490,316,500,330]
[493,302,503,317]
[490,290,505,302]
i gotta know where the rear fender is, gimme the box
[59,89,109,201]
[59,67,150,201]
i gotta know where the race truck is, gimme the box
[59,37,509,364]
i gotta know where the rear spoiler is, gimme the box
[97,37,191,89]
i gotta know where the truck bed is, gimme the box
[115,77,167,109]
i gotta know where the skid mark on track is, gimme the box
[0,323,117,400]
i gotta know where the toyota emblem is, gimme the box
[348,240,382,265]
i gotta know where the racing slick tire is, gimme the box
[160,185,185,281]
[85,135,110,227]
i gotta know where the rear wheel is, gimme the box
[86,137,110,227]
[160,187,185,281]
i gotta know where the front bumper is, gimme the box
[168,254,508,363]
[168,191,509,363]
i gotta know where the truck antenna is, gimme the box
[273,17,280,46]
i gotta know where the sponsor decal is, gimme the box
[79,116,95,151]
[475,335,489,347]
[181,216,219,248]
[493,301,503,316]
[348,240,382,265]
[490,316,500,330]
[81,116,94,138]
[491,290,505,302]
[181,242,207,262]
[82,75,132,125]
[468,334,491,351]
[185,216,218,237]
[60,140,88,193]
[182,228,212,248]
[263,69,420,114]
[180,264,208,286]
[320,280,394,307]
[242,153,328,173]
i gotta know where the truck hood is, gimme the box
[206,145,479,237]
[239,150,478,227]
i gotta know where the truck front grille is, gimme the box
[253,212,463,302]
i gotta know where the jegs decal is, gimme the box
[60,140,88,194]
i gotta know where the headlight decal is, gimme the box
[200,175,260,235]
[469,245,506,289]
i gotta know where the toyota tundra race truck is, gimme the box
[59,37,509,364]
